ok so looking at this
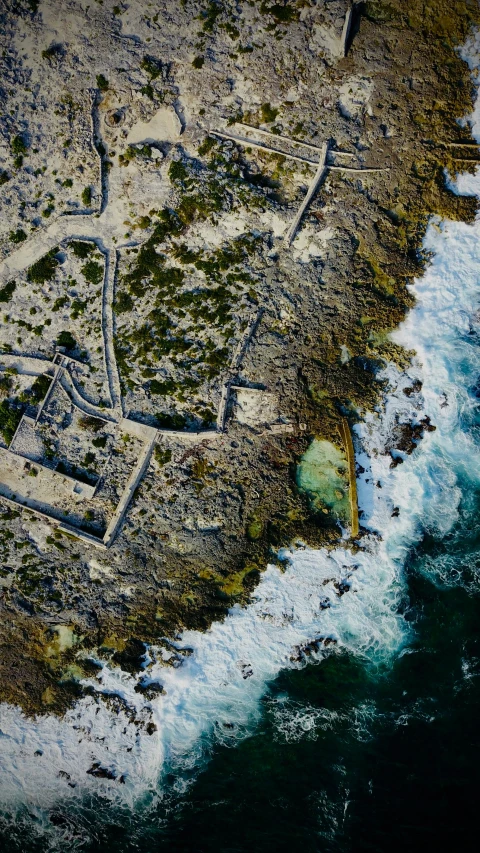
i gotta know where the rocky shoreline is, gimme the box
[0,0,479,716]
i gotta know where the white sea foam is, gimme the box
[2,41,480,834]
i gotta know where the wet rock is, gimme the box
[86,762,117,780]
[134,679,165,700]
[111,638,146,674]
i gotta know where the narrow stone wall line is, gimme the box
[339,2,354,57]
[231,307,264,372]
[34,362,63,424]
[58,375,117,423]
[103,431,157,546]
[285,144,328,245]
[211,130,319,165]
[101,248,123,415]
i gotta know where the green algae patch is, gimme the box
[297,439,350,524]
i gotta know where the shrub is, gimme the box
[0,399,23,444]
[28,374,51,403]
[202,0,222,31]
[79,415,104,432]
[52,296,68,311]
[154,445,172,466]
[115,291,133,313]
[56,330,77,350]
[96,74,109,91]
[141,84,154,100]
[0,170,10,185]
[198,136,215,156]
[92,434,107,448]
[81,259,103,285]
[150,378,176,395]
[0,280,16,303]
[11,135,27,156]
[70,240,94,259]
[169,160,188,182]
[42,43,62,61]
[260,2,298,24]
[260,102,278,123]
[192,56,205,69]
[155,412,187,429]
[27,250,58,283]
[10,229,27,243]
[70,298,87,319]
[141,56,162,79]
[81,186,92,206]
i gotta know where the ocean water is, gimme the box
[2,36,480,853]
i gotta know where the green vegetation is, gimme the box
[154,445,172,466]
[201,1,223,31]
[150,378,176,395]
[9,229,27,244]
[70,298,87,319]
[79,415,104,432]
[27,249,58,284]
[260,102,278,123]
[169,160,188,182]
[56,330,77,350]
[246,515,263,541]
[81,259,103,285]
[41,43,62,61]
[70,240,94,259]
[52,296,69,311]
[118,144,152,166]
[0,170,9,185]
[115,291,133,313]
[96,74,109,91]
[192,56,205,69]
[115,150,264,400]
[11,135,28,156]
[141,55,162,79]
[81,186,93,206]
[0,399,23,444]
[0,372,13,397]
[92,434,107,448]
[19,374,51,405]
[141,84,155,100]
[114,145,271,409]
[155,412,187,429]
[260,1,298,24]
[0,281,16,303]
